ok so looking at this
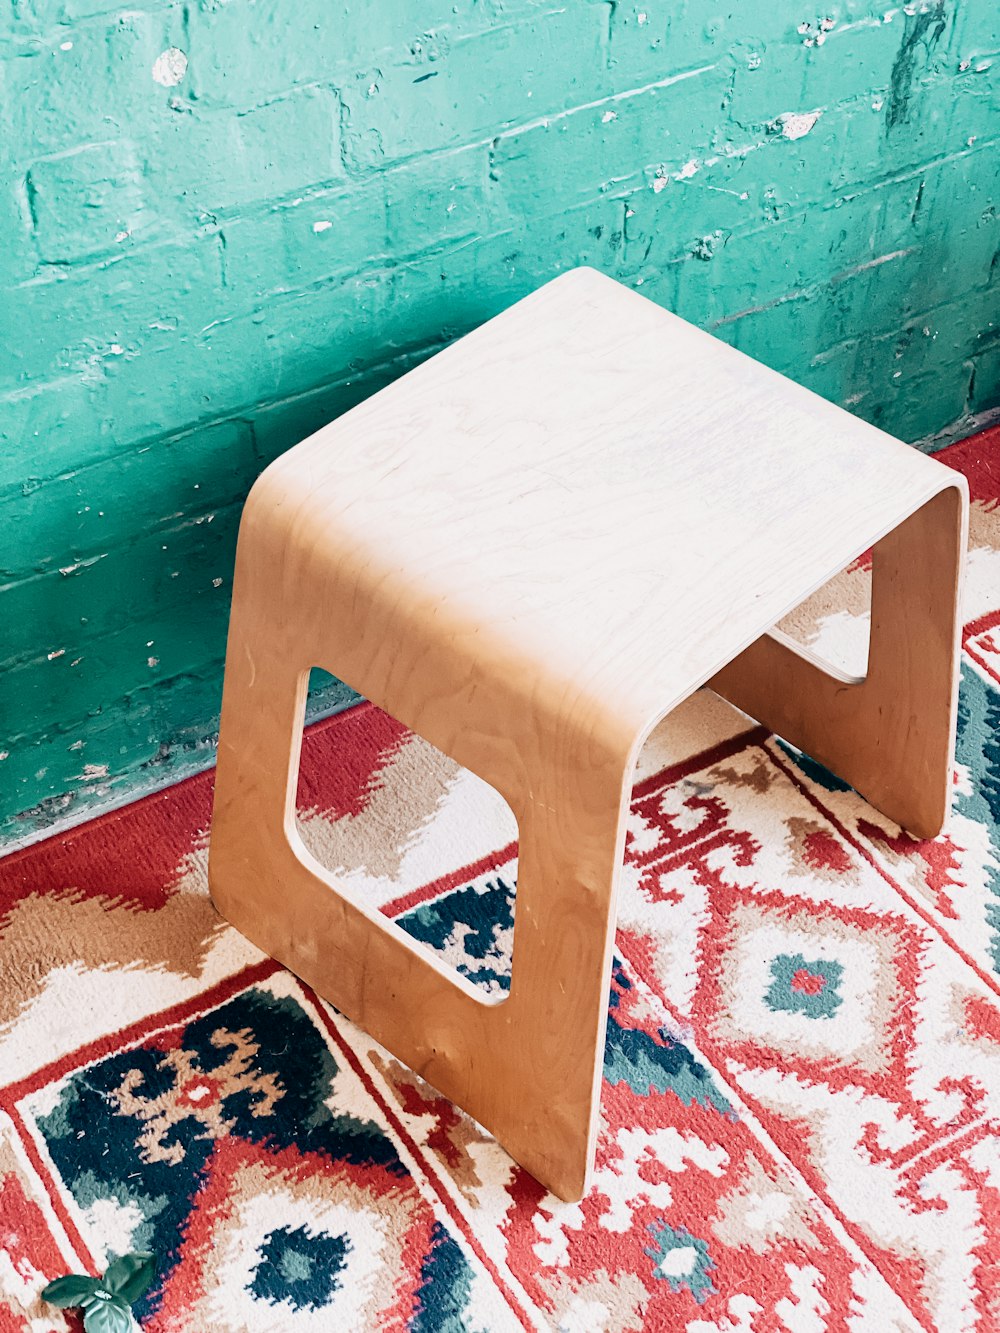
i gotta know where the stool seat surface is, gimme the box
[268,267,959,730]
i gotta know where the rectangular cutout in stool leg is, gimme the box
[208,589,631,1203]
[295,680,521,1001]
[774,548,874,684]
[710,487,968,840]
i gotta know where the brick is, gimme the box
[671,181,916,329]
[1,419,256,580]
[955,5,1000,58]
[184,0,501,104]
[0,596,356,767]
[824,295,996,440]
[722,290,849,376]
[222,143,498,306]
[832,240,931,340]
[735,100,884,211]
[876,363,973,441]
[6,11,169,164]
[608,3,801,88]
[0,234,224,431]
[233,91,342,205]
[906,291,999,374]
[0,647,356,834]
[146,88,342,222]
[180,269,394,422]
[0,592,228,746]
[844,352,973,442]
[221,175,388,303]
[341,6,608,167]
[374,198,643,357]
[66,263,389,453]
[0,377,93,493]
[27,140,147,263]
[911,145,1000,291]
[795,337,862,409]
[727,40,809,128]
[188,0,510,87]
[731,16,904,138]
[0,501,241,672]
[185,0,338,104]
[741,82,972,212]
[142,109,241,222]
[0,278,95,391]
[490,64,728,215]
[384,145,493,257]
[627,263,682,312]
[632,157,765,265]
[722,230,987,388]
[0,666,227,825]
[798,18,913,110]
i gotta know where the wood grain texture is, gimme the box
[711,486,968,839]
[208,267,968,1201]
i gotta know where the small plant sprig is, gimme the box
[42,1251,156,1332]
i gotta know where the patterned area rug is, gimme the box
[1,428,998,1333]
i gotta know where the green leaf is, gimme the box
[82,1294,136,1333]
[102,1251,157,1304]
[41,1274,103,1307]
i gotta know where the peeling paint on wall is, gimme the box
[886,1,948,129]
[773,109,823,140]
[152,48,188,88]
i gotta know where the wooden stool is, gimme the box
[208,268,968,1202]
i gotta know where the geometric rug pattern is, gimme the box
[1,426,998,1331]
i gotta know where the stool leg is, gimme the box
[209,598,310,958]
[709,482,968,838]
[491,754,633,1200]
[210,517,634,1201]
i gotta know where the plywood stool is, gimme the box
[208,267,968,1202]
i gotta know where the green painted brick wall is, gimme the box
[1,0,998,839]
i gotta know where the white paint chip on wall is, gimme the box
[776,109,822,140]
[152,48,188,87]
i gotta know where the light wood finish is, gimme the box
[710,486,967,839]
[208,267,968,1202]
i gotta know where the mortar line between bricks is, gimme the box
[808,282,1000,364]
[490,61,719,146]
[0,498,243,629]
[709,249,923,328]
